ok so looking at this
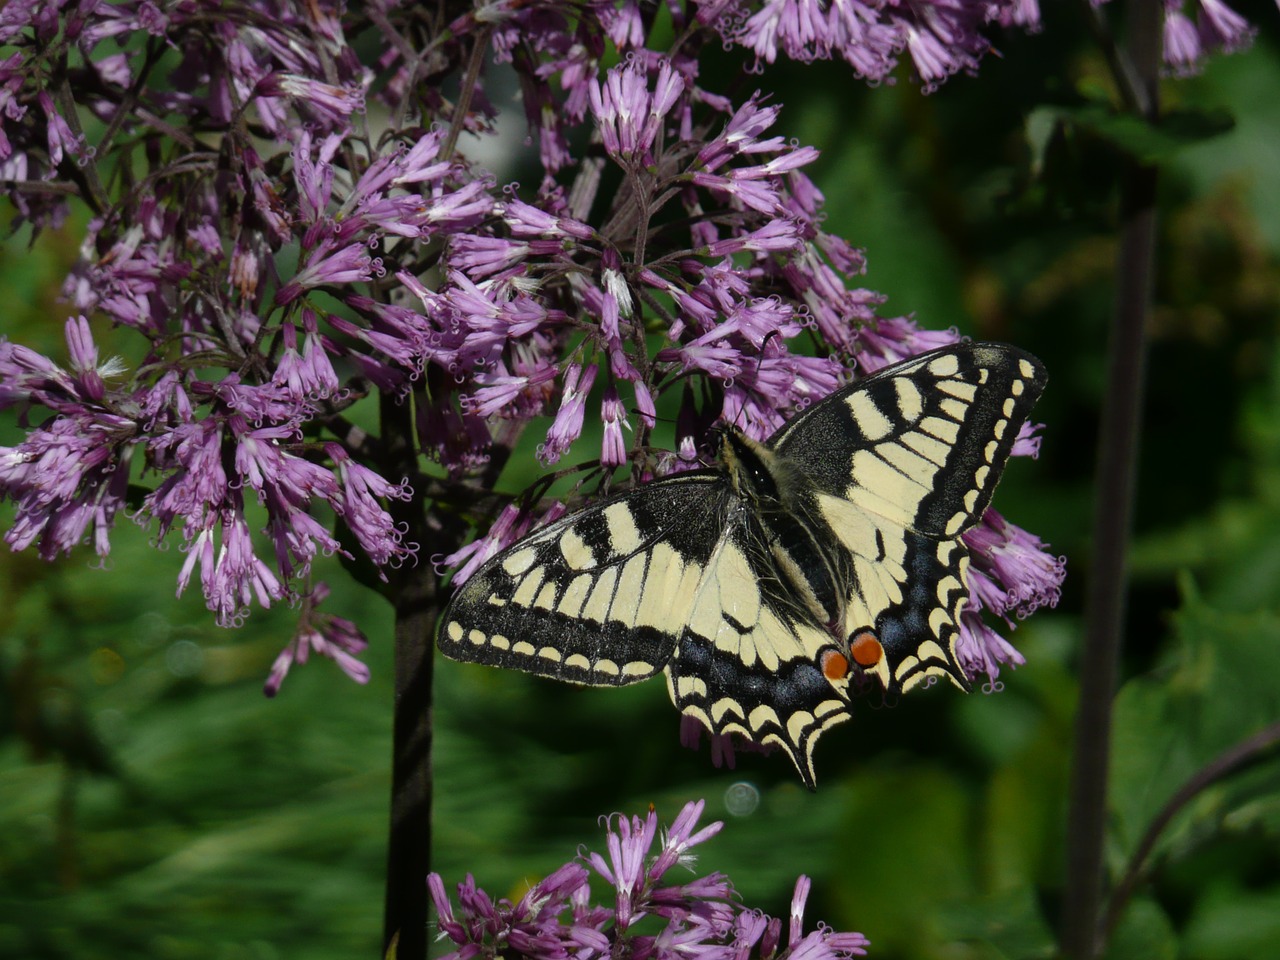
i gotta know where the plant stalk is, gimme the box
[1061,1,1161,956]
[381,391,439,960]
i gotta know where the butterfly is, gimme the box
[438,342,1047,786]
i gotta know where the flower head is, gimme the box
[429,801,869,960]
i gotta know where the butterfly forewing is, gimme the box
[771,343,1047,538]
[439,473,729,685]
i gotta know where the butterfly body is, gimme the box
[439,342,1047,785]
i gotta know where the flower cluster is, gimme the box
[3,0,1198,699]
[1162,0,1257,76]
[263,582,370,696]
[428,800,870,960]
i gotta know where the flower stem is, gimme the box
[1061,2,1161,957]
[381,391,440,960]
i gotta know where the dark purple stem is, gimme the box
[381,390,437,960]
[1061,1,1161,957]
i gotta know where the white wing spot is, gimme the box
[608,554,648,625]
[538,646,562,663]
[786,710,816,744]
[558,574,592,618]
[511,567,545,608]
[854,556,896,619]
[750,704,782,731]
[915,639,947,664]
[974,465,990,488]
[534,582,558,610]
[877,441,936,485]
[622,661,653,677]
[920,416,960,444]
[468,629,486,645]
[903,430,950,467]
[1002,397,1016,417]
[851,397,895,441]
[595,659,621,677]
[566,653,591,670]
[681,703,713,729]
[502,548,537,576]
[928,354,960,377]
[603,503,643,555]
[1019,358,1036,378]
[636,543,685,630]
[938,380,978,401]
[581,567,617,623]
[853,449,929,496]
[817,493,887,562]
[891,378,924,421]
[712,697,747,723]
[845,484,916,528]
[491,635,510,650]
[717,543,761,627]
[1013,380,1025,397]
[559,528,595,570]
[447,621,463,642]
[513,640,536,656]
[676,675,707,698]
[939,398,968,422]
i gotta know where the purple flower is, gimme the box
[264,583,370,696]
[328,445,415,570]
[1161,0,1255,74]
[541,364,599,466]
[429,801,869,960]
[964,509,1065,622]
[590,59,687,163]
[601,387,630,468]
[711,0,1045,89]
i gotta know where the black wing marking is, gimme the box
[770,342,1047,539]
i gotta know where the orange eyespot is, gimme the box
[821,649,850,681]
[850,630,884,668]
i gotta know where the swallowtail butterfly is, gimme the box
[439,342,1047,785]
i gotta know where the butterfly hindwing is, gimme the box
[664,521,853,787]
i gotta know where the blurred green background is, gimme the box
[4,6,1280,959]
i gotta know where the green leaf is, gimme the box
[935,886,1057,959]
[1110,576,1280,867]
[1034,103,1236,164]
[1182,883,1280,959]
[1104,896,1177,960]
